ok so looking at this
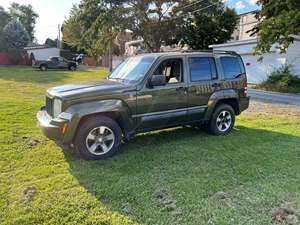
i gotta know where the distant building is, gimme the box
[24,45,60,61]
[211,11,300,84]
[211,35,300,84]
[232,11,258,41]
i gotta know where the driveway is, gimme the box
[246,89,300,118]
[248,89,300,106]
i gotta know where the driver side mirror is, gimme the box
[149,75,166,87]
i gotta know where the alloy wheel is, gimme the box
[85,126,115,155]
[216,110,232,132]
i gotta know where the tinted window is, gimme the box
[189,57,217,82]
[220,57,242,79]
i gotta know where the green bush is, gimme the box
[256,64,300,93]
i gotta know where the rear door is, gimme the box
[186,56,221,121]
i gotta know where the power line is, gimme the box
[175,0,206,11]
[161,1,220,22]
[190,3,214,13]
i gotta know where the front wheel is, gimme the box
[74,116,122,160]
[40,65,48,71]
[208,104,235,135]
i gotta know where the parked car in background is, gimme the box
[37,50,249,160]
[32,56,77,71]
[73,54,85,64]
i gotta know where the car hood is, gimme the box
[47,79,135,99]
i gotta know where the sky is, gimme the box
[0,0,259,44]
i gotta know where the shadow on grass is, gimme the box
[63,125,300,224]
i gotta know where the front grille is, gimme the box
[45,96,53,117]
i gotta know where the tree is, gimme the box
[9,3,39,42]
[251,0,300,55]
[180,4,237,49]
[0,6,11,51]
[0,6,10,31]
[62,5,84,51]
[125,0,183,52]
[44,38,58,47]
[63,0,237,56]
[3,20,30,49]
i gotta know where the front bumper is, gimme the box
[37,106,72,142]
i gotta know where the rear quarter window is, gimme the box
[220,56,244,79]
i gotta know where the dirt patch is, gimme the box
[272,202,300,225]
[245,100,300,118]
[23,136,41,148]
[153,188,183,223]
[212,191,234,208]
[23,186,37,202]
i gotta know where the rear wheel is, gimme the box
[40,65,48,71]
[208,104,235,135]
[69,65,77,71]
[74,116,122,160]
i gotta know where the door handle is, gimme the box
[176,86,188,94]
[212,83,221,88]
[176,86,185,91]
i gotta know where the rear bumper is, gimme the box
[239,96,250,113]
[37,107,72,142]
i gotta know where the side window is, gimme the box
[220,56,242,79]
[189,57,217,82]
[153,58,183,84]
[51,57,58,63]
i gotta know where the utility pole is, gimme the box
[57,24,61,49]
[108,40,112,72]
[108,26,113,72]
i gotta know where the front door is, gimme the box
[187,56,221,121]
[136,57,188,131]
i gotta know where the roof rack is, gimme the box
[180,49,239,55]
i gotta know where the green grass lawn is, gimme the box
[1,67,300,225]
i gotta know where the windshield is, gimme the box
[108,56,155,82]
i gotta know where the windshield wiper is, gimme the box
[108,77,124,82]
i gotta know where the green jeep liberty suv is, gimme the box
[37,50,249,160]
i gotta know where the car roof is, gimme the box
[137,50,239,59]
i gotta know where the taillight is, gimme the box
[243,81,248,97]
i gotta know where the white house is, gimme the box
[210,36,300,84]
[24,46,60,61]
[211,11,300,84]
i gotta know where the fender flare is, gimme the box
[63,99,134,143]
[204,89,239,120]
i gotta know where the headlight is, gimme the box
[53,98,62,118]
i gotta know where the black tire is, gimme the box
[40,65,48,71]
[74,116,122,160]
[69,65,77,71]
[208,103,235,135]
